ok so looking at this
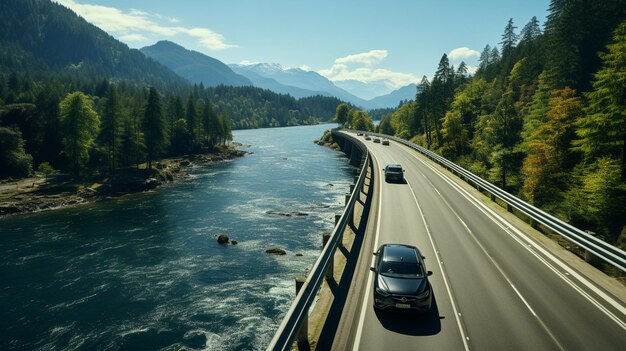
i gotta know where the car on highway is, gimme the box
[365,135,372,141]
[382,139,389,145]
[383,164,405,182]
[357,132,363,136]
[373,138,381,143]
[371,244,433,312]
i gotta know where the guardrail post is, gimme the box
[350,184,355,193]
[295,275,309,350]
[506,203,513,212]
[335,214,341,225]
[345,193,353,227]
[322,233,333,280]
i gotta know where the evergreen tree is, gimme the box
[574,20,626,179]
[201,99,218,147]
[166,95,184,149]
[142,87,165,169]
[185,94,197,145]
[58,91,99,176]
[98,85,122,173]
[500,18,519,55]
[520,16,542,43]
[478,44,492,70]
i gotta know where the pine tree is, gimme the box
[185,94,197,145]
[142,87,165,169]
[574,20,626,179]
[98,85,122,173]
[500,18,519,55]
[478,44,492,70]
[520,16,542,43]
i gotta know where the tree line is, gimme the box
[0,75,233,178]
[343,1,626,251]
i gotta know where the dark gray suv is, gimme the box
[371,244,433,312]
[384,164,405,182]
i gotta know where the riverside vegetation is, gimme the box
[333,2,626,276]
[0,0,343,213]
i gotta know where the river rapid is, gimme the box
[0,124,353,350]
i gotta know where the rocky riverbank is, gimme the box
[0,146,246,217]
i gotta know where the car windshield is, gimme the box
[380,260,423,278]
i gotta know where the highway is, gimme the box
[331,131,626,350]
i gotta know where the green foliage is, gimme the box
[142,87,166,169]
[349,109,375,132]
[59,91,99,176]
[574,20,626,177]
[335,103,350,126]
[0,126,33,178]
[97,85,122,173]
[564,157,625,239]
[522,87,581,205]
[390,102,416,139]
[378,113,395,136]
[36,162,56,182]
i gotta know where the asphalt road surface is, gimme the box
[331,131,626,351]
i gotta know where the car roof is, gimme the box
[382,244,419,263]
[386,164,402,168]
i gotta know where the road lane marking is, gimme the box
[406,180,470,351]
[352,159,383,351]
[416,163,567,350]
[411,152,626,330]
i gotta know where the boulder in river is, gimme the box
[217,234,229,244]
[265,247,286,255]
[231,240,238,245]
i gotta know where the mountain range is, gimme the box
[140,41,416,109]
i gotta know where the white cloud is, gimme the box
[448,47,480,60]
[54,0,236,51]
[319,63,418,89]
[319,50,418,88]
[335,50,388,66]
[466,65,479,75]
[119,33,148,42]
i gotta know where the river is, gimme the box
[0,124,353,350]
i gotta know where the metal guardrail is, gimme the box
[267,134,371,351]
[342,129,626,273]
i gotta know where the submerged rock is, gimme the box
[266,210,309,217]
[295,253,303,257]
[266,247,286,255]
[231,240,238,245]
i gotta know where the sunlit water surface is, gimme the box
[0,124,352,350]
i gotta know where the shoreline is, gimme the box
[0,146,247,218]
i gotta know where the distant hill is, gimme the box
[368,84,419,109]
[0,0,186,88]
[229,65,328,98]
[231,63,370,108]
[140,41,252,87]
[333,79,395,100]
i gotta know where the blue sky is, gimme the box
[56,0,550,89]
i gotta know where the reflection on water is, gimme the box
[0,124,353,350]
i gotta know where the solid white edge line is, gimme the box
[412,151,626,330]
[406,180,471,351]
[419,172,566,350]
[352,159,382,351]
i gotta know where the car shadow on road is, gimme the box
[374,294,442,336]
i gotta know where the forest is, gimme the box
[0,0,341,180]
[342,1,626,252]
